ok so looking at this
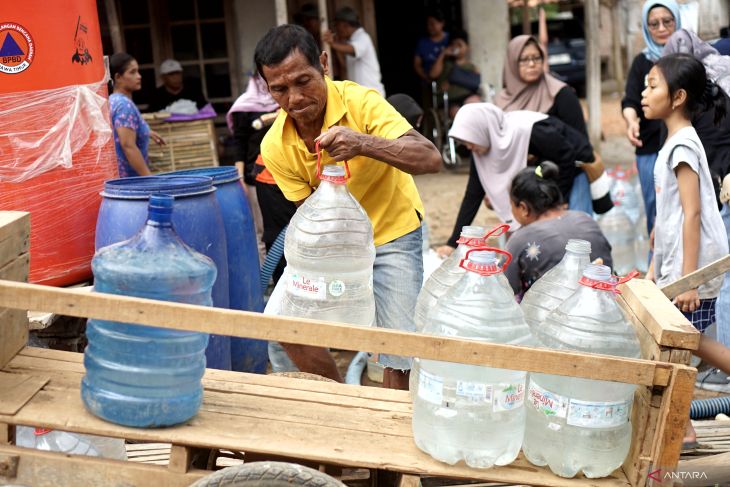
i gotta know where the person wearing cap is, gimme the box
[294,3,322,48]
[254,25,441,390]
[148,59,208,113]
[322,7,385,96]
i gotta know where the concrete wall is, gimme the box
[463,0,509,99]
[233,0,278,84]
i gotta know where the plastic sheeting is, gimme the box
[0,80,118,286]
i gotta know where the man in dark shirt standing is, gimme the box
[148,59,208,113]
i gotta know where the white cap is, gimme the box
[160,59,183,75]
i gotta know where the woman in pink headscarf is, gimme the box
[436,103,609,257]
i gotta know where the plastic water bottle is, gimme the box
[523,265,641,478]
[610,168,641,223]
[521,239,591,331]
[414,225,508,332]
[280,163,375,326]
[597,207,635,276]
[411,249,533,468]
[82,195,216,427]
[15,427,127,460]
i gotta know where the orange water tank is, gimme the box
[0,0,117,286]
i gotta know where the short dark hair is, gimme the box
[656,53,727,125]
[334,6,360,27]
[254,24,322,81]
[450,29,469,44]
[426,8,445,22]
[510,161,564,215]
[109,52,136,92]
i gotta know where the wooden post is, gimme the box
[318,0,332,65]
[610,0,625,89]
[522,1,532,35]
[585,0,602,147]
[103,0,124,53]
[275,0,288,26]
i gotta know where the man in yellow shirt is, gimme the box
[255,24,441,389]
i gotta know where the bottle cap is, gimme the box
[456,223,509,247]
[579,265,639,294]
[459,247,512,276]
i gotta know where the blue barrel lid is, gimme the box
[163,167,241,185]
[102,176,215,199]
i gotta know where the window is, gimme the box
[109,0,238,114]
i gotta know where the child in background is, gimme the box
[642,53,728,330]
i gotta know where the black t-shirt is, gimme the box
[547,85,589,138]
[147,79,208,113]
[622,53,662,155]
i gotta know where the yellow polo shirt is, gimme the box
[260,77,425,247]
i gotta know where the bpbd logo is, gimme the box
[0,22,34,74]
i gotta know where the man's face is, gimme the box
[262,49,328,128]
[426,16,444,37]
[334,20,352,40]
[162,72,183,91]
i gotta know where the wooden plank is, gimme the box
[0,280,670,387]
[653,366,697,468]
[0,213,29,244]
[10,348,413,413]
[168,444,191,473]
[0,254,29,282]
[0,444,206,487]
[398,473,421,487]
[618,279,700,350]
[619,298,662,361]
[0,307,28,369]
[0,232,29,269]
[0,388,631,487]
[0,424,14,445]
[660,255,730,300]
[622,387,652,486]
[0,372,48,415]
[668,349,691,366]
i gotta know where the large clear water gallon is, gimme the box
[82,195,216,427]
[521,239,591,331]
[280,164,375,327]
[411,249,533,468]
[523,264,641,478]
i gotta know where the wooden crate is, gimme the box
[142,115,219,173]
[0,211,699,487]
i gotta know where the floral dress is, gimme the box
[110,93,150,177]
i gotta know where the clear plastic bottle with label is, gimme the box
[411,249,534,468]
[522,264,641,478]
[520,239,591,331]
[280,161,375,327]
[414,225,508,332]
[15,427,128,460]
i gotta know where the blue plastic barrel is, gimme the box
[96,176,232,370]
[83,195,215,427]
[165,167,267,373]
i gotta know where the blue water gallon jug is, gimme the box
[82,195,216,427]
[96,176,231,370]
[164,167,267,373]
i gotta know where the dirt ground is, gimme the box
[415,93,636,247]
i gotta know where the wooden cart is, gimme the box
[0,211,700,487]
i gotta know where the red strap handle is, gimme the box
[459,246,513,276]
[579,270,639,295]
[315,140,350,180]
[456,223,511,246]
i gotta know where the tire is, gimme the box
[190,461,347,487]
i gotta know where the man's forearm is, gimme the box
[329,41,355,56]
[358,130,441,175]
